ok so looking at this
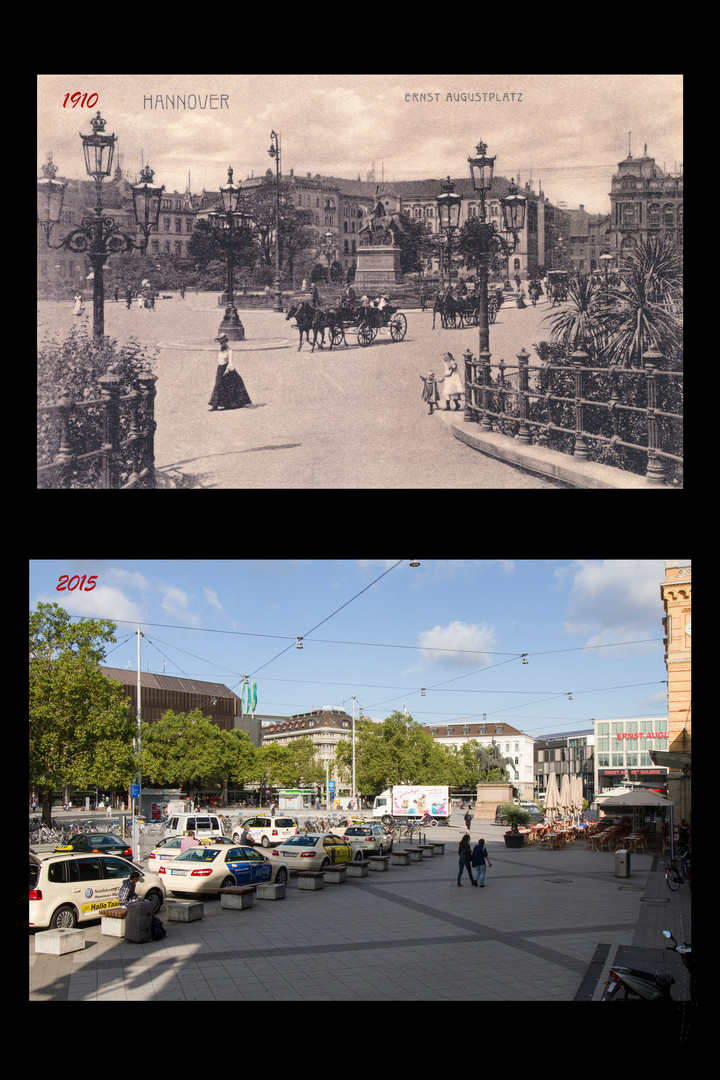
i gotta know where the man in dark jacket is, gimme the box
[471,839,491,887]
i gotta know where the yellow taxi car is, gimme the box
[270,832,353,872]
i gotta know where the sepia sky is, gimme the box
[38,75,682,216]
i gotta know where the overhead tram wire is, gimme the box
[246,559,406,680]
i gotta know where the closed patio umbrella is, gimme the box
[544,772,560,824]
[559,773,572,821]
[571,775,584,822]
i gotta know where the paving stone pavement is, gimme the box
[29,817,692,1006]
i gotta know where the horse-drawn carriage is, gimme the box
[432,290,496,329]
[546,269,569,303]
[286,296,407,351]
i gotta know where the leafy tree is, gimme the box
[141,709,246,803]
[334,711,455,796]
[599,236,683,367]
[541,272,607,359]
[29,602,136,823]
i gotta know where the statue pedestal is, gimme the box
[354,245,402,290]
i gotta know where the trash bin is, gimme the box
[615,849,630,878]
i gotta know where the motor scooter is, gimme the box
[601,930,693,1001]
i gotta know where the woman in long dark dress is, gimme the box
[209,334,252,410]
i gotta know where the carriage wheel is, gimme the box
[358,322,374,347]
[390,313,407,341]
[330,326,345,349]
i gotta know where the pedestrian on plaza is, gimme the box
[457,834,475,886]
[240,825,255,846]
[73,293,83,316]
[180,830,199,852]
[441,353,463,411]
[471,838,491,887]
[464,808,473,831]
[516,289,527,309]
[118,869,141,906]
[126,286,133,309]
[420,371,440,415]
[678,820,690,848]
[209,334,252,411]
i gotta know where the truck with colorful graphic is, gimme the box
[371,785,450,826]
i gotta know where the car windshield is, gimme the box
[282,836,319,848]
[174,848,220,863]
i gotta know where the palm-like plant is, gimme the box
[599,237,683,367]
[541,273,606,358]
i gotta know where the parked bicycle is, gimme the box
[666,848,691,890]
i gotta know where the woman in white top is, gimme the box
[209,334,252,410]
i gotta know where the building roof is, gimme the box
[424,721,527,738]
[101,666,239,701]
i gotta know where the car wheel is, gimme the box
[220,876,236,890]
[354,850,364,861]
[321,858,330,869]
[275,867,288,885]
[261,835,270,848]
[144,888,163,915]
[50,904,78,929]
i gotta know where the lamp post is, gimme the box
[268,131,283,312]
[436,176,462,287]
[466,139,526,418]
[37,112,165,340]
[210,166,251,341]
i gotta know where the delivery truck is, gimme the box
[372,785,450,826]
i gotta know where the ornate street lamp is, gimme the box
[465,138,526,420]
[38,113,165,339]
[210,166,252,340]
[436,176,462,286]
[268,131,283,312]
[131,165,165,254]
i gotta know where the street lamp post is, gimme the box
[38,112,165,340]
[268,131,283,312]
[466,139,527,418]
[210,166,251,341]
[436,176,462,288]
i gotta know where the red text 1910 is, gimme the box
[63,93,99,109]
[57,575,98,592]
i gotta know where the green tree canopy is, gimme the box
[334,711,455,796]
[29,602,135,822]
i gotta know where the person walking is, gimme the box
[457,834,475,886]
[471,838,491,887]
[209,334,252,411]
[73,293,83,316]
[420,371,440,415]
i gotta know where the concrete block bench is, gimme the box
[101,907,127,937]
[430,842,445,855]
[256,882,286,900]
[367,856,390,871]
[322,865,347,883]
[346,860,370,877]
[404,847,424,862]
[166,899,205,921]
[218,886,255,910]
[35,928,86,955]
[391,850,412,865]
[418,845,435,859]
[298,871,325,890]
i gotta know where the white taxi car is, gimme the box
[232,815,298,847]
[29,851,166,930]
[158,843,289,895]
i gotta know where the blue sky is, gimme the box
[29,559,685,738]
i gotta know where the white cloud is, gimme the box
[204,588,222,612]
[417,620,497,667]
[38,585,142,624]
[161,586,193,620]
[557,560,665,652]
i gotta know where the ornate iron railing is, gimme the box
[37,367,158,489]
[463,347,682,485]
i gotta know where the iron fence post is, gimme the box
[643,349,666,485]
[571,350,590,461]
[516,348,532,444]
[97,367,123,489]
[480,351,493,429]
